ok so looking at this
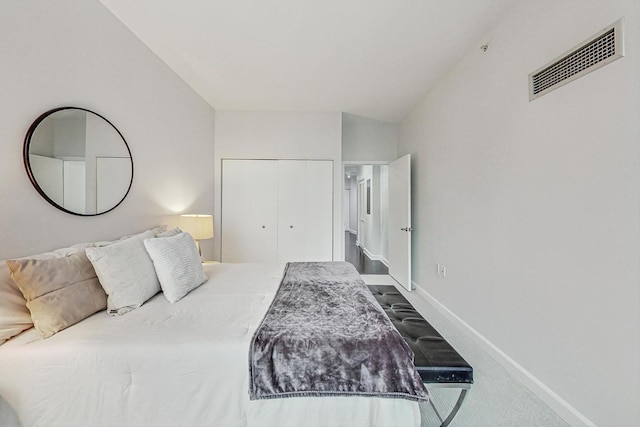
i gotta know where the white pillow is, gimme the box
[0,226,169,342]
[155,227,182,238]
[143,232,207,303]
[85,231,160,315]
[91,225,169,247]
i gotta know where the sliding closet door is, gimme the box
[277,161,307,264]
[303,160,333,261]
[222,159,333,264]
[221,159,278,263]
[276,160,333,263]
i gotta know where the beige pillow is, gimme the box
[0,261,32,345]
[0,245,88,344]
[6,252,107,338]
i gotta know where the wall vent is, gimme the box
[529,19,624,101]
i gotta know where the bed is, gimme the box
[0,240,424,427]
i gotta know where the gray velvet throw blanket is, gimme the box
[249,261,428,402]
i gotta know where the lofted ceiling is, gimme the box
[98,0,520,123]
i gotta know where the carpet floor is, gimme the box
[361,274,570,427]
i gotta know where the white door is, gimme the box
[277,160,333,263]
[222,159,332,264]
[277,160,306,264]
[221,159,278,263]
[388,154,412,291]
[303,160,333,261]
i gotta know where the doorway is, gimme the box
[343,156,412,290]
[343,164,388,275]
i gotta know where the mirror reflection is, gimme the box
[24,107,133,216]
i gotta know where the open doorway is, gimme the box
[343,164,389,275]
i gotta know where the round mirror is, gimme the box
[23,107,133,216]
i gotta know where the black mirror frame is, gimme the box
[23,107,134,216]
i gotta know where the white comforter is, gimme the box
[0,263,420,427]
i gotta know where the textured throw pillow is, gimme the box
[6,252,107,338]
[143,232,207,303]
[85,230,160,315]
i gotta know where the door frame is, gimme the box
[341,161,392,264]
[342,159,412,290]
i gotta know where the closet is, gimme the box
[221,159,333,263]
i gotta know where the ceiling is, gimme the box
[98,0,519,123]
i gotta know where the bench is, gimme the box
[368,285,473,427]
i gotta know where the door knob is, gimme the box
[401,227,413,232]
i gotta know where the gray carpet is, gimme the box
[360,275,570,427]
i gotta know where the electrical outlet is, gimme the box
[437,264,447,278]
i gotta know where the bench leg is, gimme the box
[427,388,469,427]
[440,389,468,427]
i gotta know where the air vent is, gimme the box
[529,19,624,100]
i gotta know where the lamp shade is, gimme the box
[179,214,214,240]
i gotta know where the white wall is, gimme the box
[342,113,398,162]
[0,0,216,261]
[399,1,639,426]
[214,111,342,261]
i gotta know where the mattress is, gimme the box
[0,262,420,427]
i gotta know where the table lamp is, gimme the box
[179,214,214,257]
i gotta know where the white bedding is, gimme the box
[0,262,420,427]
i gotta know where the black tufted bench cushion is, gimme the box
[368,285,473,427]
[368,285,473,385]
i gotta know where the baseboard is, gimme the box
[361,246,386,262]
[357,244,389,268]
[360,248,389,268]
[412,281,596,427]
[361,246,376,260]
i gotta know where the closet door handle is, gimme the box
[262,225,266,229]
